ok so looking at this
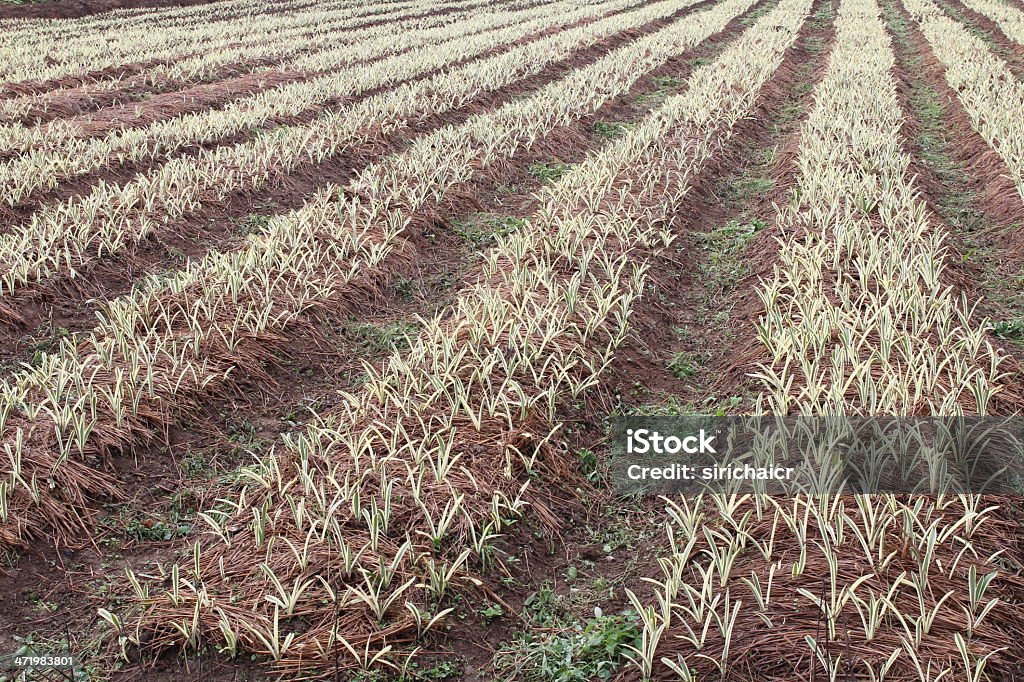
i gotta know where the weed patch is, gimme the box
[528,161,571,183]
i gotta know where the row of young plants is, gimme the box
[0,0,698,303]
[0,0,622,198]
[628,0,1018,678]
[0,0,758,547]
[0,0,497,123]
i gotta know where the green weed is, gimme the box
[343,320,420,355]
[493,609,640,682]
[990,320,1024,343]
[666,353,698,379]
[528,161,571,183]
[593,121,632,140]
[234,212,272,237]
[393,276,418,301]
[651,75,681,89]
[450,214,527,244]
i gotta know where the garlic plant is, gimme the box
[904,0,1024,202]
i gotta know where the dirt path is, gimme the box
[0,0,223,21]
[614,0,838,407]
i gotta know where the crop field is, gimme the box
[0,0,1023,679]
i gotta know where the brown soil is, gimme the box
[0,64,309,129]
[0,0,222,20]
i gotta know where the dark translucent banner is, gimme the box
[609,416,1024,495]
